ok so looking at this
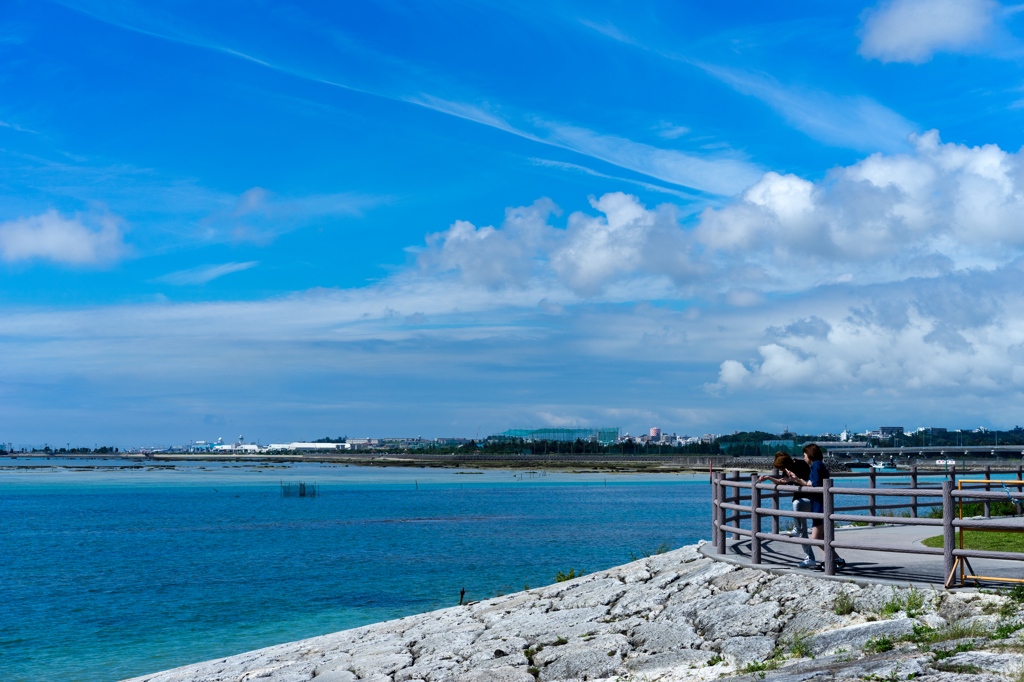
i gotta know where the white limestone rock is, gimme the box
[693,599,783,641]
[453,667,533,682]
[484,605,611,644]
[348,652,413,679]
[710,567,762,593]
[628,620,702,652]
[809,617,918,657]
[720,635,776,667]
[311,671,356,682]
[556,578,627,610]
[780,609,849,639]
[622,648,717,676]
[755,574,853,615]
[533,635,627,681]
[125,543,1015,682]
[917,613,947,629]
[937,651,1024,675]
[834,654,928,681]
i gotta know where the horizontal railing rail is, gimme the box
[710,465,1024,587]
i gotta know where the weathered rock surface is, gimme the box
[122,542,1024,682]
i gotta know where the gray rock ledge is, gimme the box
[122,542,1024,682]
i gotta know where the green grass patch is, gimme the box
[934,662,982,674]
[787,630,815,658]
[742,658,781,674]
[864,635,894,653]
[926,501,1021,519]
[879,586,927,618]
[994,620,1024,640]
[922,531,1024,553]
[907,619,991,645]
[933,642,973,660]
[834,587,856,615]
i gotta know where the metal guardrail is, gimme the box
[711,465,1024,588]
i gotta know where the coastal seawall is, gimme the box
[124,542,1024,682]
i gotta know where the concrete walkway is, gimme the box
[700,520,1024,589]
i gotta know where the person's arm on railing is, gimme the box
[780,468,809,487]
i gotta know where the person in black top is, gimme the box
[758,452,813,560]
[779,444,846,570]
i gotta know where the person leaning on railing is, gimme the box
[758,452,813,555]
[778,444,846,570]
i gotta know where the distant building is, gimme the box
[650,427,661,439]
[491,428,620,445]
[879,426,904,438]
[269,442,344,451]
[346,438,381,447]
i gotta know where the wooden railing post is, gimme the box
[984,465,992,518]
[910,465,918,518]
[943,480,955,588]
[770,466,780,535]
[751,473,761,565]
[1017,465,1022,517]
[869,468,877,527]
[711,471,719,548]
[823,479,835,576]
[729,470,740,539]
[715,473,726,555]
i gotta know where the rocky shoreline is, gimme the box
[124,542,1024,682]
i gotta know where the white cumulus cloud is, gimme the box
[417,192,701,297]
[0,210,127,265]
[417,199,560,289]
[859,0,998,64]
[552,193,698,295]
[695,130,1024,287]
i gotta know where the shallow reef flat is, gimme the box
[123,542,1024,682]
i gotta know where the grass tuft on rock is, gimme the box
[554,568,584,582]
[863,635,894,653]
[833,588,855,616]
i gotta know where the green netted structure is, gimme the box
[492,427,620,445]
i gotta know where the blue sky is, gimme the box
[5,0,1024,445]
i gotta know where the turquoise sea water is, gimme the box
[0,460,711,682]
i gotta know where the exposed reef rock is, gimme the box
[124,542,1024,682]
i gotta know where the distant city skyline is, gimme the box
[5,2,1024,442]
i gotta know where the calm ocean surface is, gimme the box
[0,460,712,682]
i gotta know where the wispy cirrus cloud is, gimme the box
[406,96,759,196]
[578,18,917,153]
[151,261,258,286]
[691,63,917,153]
[0,120,39,134]
[529,158,702,200]
[55,4,759,198]
[199,187,377,244]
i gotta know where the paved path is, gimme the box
[701,520,1024,589]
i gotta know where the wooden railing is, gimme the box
[711,466,1024,587]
